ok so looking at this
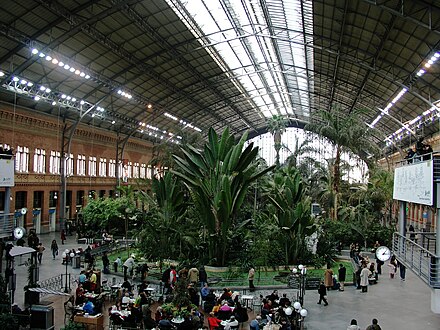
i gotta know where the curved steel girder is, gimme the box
[0,0,140,87]
[361,0,440,36]
[348,13,396,113]
[118,0,257,132]
[328,0,348,110]
[197,31,440,115]
[0,3,232,134]
[227,0,289,117]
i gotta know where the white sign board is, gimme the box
[393,160,433,205]
[0,159,14,187]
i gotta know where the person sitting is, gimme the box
[155,306,165,323]
[121,279,133,292]
[219,288,232,302]
[64,296,75,322]
[75,283,85,305]
[278,294,290,307]
[267,290,279,303]
[208,312,222,330]
[142,305,157,329]
[122,292,132,305]
[250,315,262,330]
[223,315,238,330]
[83,299,95,315]
[158,318,175,330]
[201,283,210,301]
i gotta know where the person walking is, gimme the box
[360,264,371,292]
[61,229,66,245]
[102,252,110,274]
[248,266,256,292]
[123,254,136,281]
[317,281,328,306]
[27,230,39,264]
[366,318,382,330]
[113,256,122,273]
[50,240,59,260]
[338,264,346,291]
[397,259,406,281]
[37,242,45,264]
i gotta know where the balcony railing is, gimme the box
[393,232,440,289]
[0,213,14,238]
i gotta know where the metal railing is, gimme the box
[37,274,75,295]
[392,232,440,288]
[0,213,14,238]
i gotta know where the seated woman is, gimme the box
[208,312,222,330]
[75,283,85,305]
[64,296,75,322]
[223,315,238,330]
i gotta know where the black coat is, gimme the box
[338,266,346,282]
[318,284,327,296]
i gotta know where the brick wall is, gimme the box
[0,102,154,234]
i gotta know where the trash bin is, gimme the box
[73,255,81,269]
[30,305,54,329]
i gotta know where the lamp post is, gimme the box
[291,265,308,330]
[62,249,74,293]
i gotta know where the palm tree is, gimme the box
[267,115,288,167]
[284,138,316,168]
[171,127,275,266]
[305,107,379,219]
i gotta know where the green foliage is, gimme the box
[137,172,193,262]
[81,196,137,237]
[263,166,316,265]
[305,107,380,218]
[267,115,288,167]
[171,127,274,265]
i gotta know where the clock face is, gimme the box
[13,227,25,239]
[376,246,391,262]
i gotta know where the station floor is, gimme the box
[4,232,440,329]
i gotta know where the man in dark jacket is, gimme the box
[317,281,328,306]
[338,264,346,291]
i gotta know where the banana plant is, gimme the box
[172,127,275,266]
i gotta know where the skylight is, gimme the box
[166,0,313,120]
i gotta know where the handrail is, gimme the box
[392,232,440,288]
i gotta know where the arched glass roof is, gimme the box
[0,0,439,151]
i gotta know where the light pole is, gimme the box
[291,265,308,330]
[62,249,74,293]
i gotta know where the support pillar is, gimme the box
[431,289,440,313]
[398,201,406,254]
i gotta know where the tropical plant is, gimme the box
[137,172,190,264]
[284,137,316,168]
[263,166,315,265]
[267,115,288,167]
[305,107,380,219]
[171,127,275,266]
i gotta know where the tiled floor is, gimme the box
[4,232,440,329]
